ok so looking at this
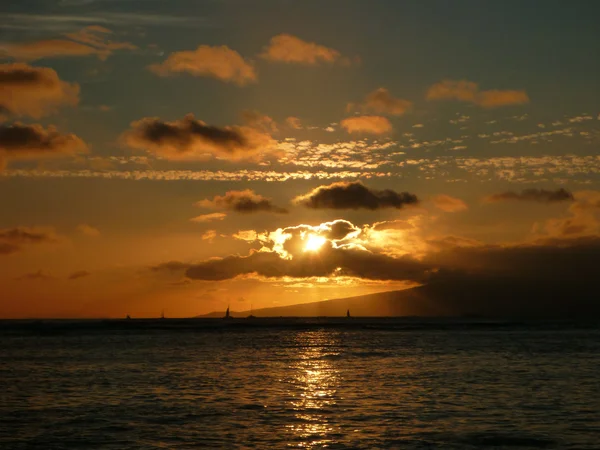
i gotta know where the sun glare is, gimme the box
[304,234,327,252]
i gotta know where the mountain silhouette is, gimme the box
[197,274,599,319]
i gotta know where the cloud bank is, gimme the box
[294,181,419,210]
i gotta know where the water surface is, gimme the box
[1,318,599,448]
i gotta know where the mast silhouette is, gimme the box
[346,309,351,318]
[224,305,230,319]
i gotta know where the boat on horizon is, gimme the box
[224,306,232,319]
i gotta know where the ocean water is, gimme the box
[1,318,599,449]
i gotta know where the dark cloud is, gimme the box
[185,246,431,282]
[0,63,79,119]
[294,181,419,210]
[15,269,53,281]
[0,227,58,255]
[0,123,87,166]
[485,188,574,203]
[151,261,192,272]
[198,190,288,214]
[122,114,276,161]
[68,270,91,280]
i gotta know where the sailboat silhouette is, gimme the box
[247,304,256,319]
[346,309,351,318]
[160,310,165,320]
[224,305,231,319]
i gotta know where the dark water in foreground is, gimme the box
[1,318,599,449]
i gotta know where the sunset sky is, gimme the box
[1,0,600,318]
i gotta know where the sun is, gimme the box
[304,234,327,252]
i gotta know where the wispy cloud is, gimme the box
[1,12,204,32]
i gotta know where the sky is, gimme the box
[1,0,600,318]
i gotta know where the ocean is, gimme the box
[1,318,599,449]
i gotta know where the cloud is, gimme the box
[233,230,259,242]
[432,195,468,212]
[190,212,227,223]
[151,261,192,272]
[485,188,574,203]
[121,114,276,161]
[76,224,100,237]
[241,110,278,133]
[148,45,256,86]
[16,269,54,281]
[198,189,288,214]
[294,181,419,210]
[0,63,79,119]
[69,270,91,280]
[201,230,217,242]
[152,216,600,317]
[426,80,529,108]
[0,123,88,169]
[0,227,58,255]
[340,115,392,134]
[535,191,600,238]
[0,26,136,61]
[260,34,348,65]
[185,245,429,282]
[285,117,302,129]
[348,88,412,116]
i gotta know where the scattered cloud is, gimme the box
[0,26,136,61]
[485,188,574,203]
[198,189,288,214]
[190,212,227,223]
[260,34,349,66]
[426,80,529,108]
[121,114,276,161]
[148,45,256,86]
[0,123,87,169]
[348,88,412,116]
[0,63,79,119]
[294,181,418,210]
[69,270,91,280]
[340,115,392,134]
[432,195,468,212]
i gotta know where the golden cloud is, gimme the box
[121,114,276,161]
[241,110,278,133]
[432,195,468,212]
[285,116,302,129]
[190,213,227,223]
[426,79,529,108]
[348,88,412,116]
[340,115,392,134]
[260,34,347,65]
[0,63,79,119]
[148,45,256,86]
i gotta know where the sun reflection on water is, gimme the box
[285,331,341,448]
